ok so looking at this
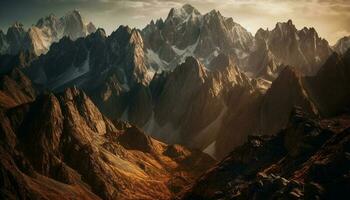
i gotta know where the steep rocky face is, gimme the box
[182,109,350,200]
[333,36,350,54]
[5,23,29,55]
[260,67,318,135]
[0,87,215,200]
[0,30,9,54]
[0,10,96,56]
[142,4,254,70]
[305,50,350,116]
[213,66,320,159]
[214,85,264,159]
[140,55,256,153]
[247,20,332,79]
[0,68,36,109]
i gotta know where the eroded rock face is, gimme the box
[182,109,350,200]
[0,87,215,200]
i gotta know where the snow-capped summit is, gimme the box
[142,4,253,71]
[166,4,201,22]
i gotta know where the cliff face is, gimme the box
[0,87,215,200]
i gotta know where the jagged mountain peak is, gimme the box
[10,22,25,29]
[255,27,269,39]
[259,64,319,136]
[62,9,85,27]
[129,28,143,43]
[7,22,26,34]
[167,4,201,21]
[182,4,200,14]
[111,25,132,36]
[36,13,59,28]
[207,9,221,16]
[61,86,82,101]
[300,26,316,33]
[86,21,96,33]
[92,28,107,38]
[109,25,133,44]
[202,9,225,23]
[1,10,96,56]
[109,25,143,47]
[274,19,298,34]
[164,56,207,87]
[333,35,350,54]
[141,4,255,71]
[248,18,332,78]
[277,19,294,26]
[65,9,83,19]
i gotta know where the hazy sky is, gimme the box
[1,0,349,45]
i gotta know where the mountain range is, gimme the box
[0,10,96,56]
[0,4,350,200]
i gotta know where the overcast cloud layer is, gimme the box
[1,0,349,44]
